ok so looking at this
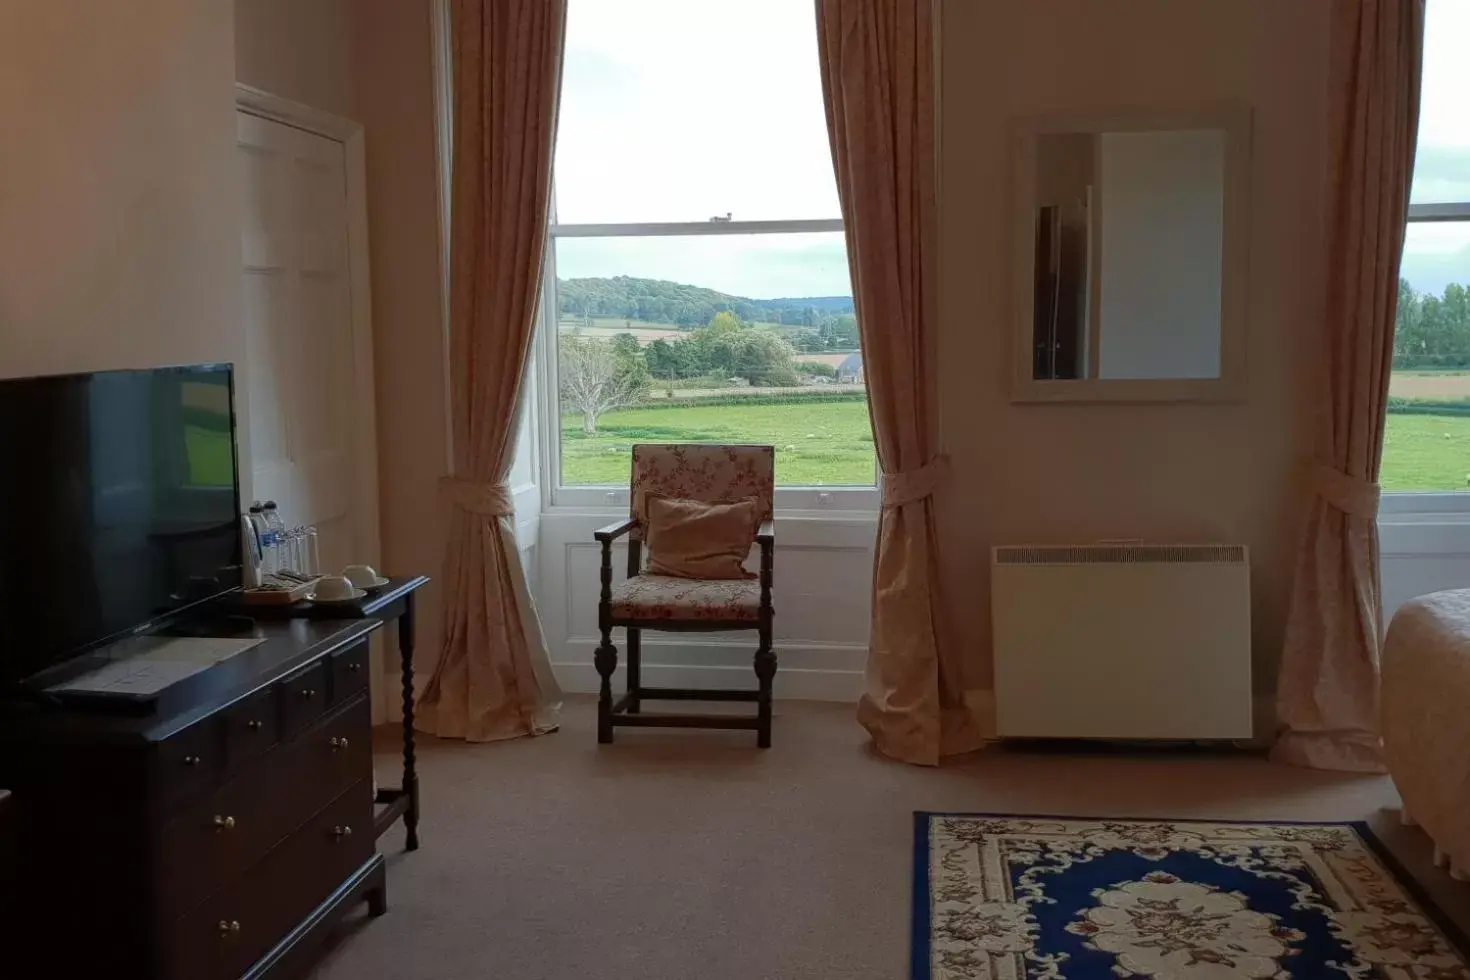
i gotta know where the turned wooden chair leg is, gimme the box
[594,626,618,744]
[626,628,642,714]
[754,625,776,749]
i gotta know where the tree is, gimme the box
[1393,278,1470,369]
[553,276,856,330]
[708,329,800,386]
[796,360,837,379]
[559,336,647,433]
[787,327,824,352]
[644,338,679,379]
[707,311,744,335]
[826,313,860,349]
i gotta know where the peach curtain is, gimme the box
[817,0,982,766]
[1273,0,1423,772]
[415,0,565,742]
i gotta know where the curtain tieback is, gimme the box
[882,455,950,509]
[441,477,515,517]
[1312,463,1379,520]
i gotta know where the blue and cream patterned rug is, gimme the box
[914,813,1470,979]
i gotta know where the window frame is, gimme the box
[537,210,879,516]
[1382,200,1470,516]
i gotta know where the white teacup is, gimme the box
[342,564,382,589]
[314,574,358,602]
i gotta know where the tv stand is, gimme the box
[0,617,387,979]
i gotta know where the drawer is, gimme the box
[280,660,329,736]
[223,684,278,770]
[165,779,374,980]
[153,719,223,808]
[158,695,371,922]
[329,639,370,706]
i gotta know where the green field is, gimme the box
[561,398,876,486]
[1383,413,1470,492]
[559,390,1470,494]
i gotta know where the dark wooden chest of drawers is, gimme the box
[0,618,387,979]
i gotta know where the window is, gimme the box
[544,0,874,505]
[1383,0,1470,503]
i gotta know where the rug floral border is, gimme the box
[911,812,1470,980]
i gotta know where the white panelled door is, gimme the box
[236,110,373,576]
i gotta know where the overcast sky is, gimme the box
[553,0,847,297]
[552,0,1468,300]
[1402,0,1470,297]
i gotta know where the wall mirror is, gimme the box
[1010,109,1251,402]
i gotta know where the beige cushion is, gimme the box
[644,495,757,580]
[610,575,760,622]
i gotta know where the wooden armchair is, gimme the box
[593,444,777,746]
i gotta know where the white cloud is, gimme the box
[554,0,1469,299]
[556,0,839,224]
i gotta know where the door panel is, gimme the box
[236,111,359,576]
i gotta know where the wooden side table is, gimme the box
[359,577,429,850]
[241,575,430,850]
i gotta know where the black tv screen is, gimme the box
[0,365,243,686]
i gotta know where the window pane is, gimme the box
[555,0,840,222]
[1385,221,1470,492]
[1411,0,1470,205]
[551,233,873,487]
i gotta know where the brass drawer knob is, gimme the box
[246,719,264,732]
[329,736,350,752]
[332,825,353,841]
[182,754,202,767]
[218,920,241,938]
[213,814,236,831]
[300,687,317,699]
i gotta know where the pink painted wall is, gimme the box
[353,0,450,682]
[235,0,357,119]
[933,0,1331,722]
[0,0,240,380]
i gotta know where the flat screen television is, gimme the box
[0,364,243,688]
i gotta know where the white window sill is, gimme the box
[548,483,879,515]
[1379,493,1470,525]
[540,501,879,525]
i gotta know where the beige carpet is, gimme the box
[310,697,1463,980]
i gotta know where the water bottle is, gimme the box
[247,502,275,576]
[262,501,287,573]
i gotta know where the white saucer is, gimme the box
[354,576,391,592]
[309,587,368,604]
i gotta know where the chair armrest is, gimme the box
[594,518,638,543]
[756,520,775,547]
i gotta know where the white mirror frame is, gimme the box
[1009,107,1253,403]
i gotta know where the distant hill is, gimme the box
[557,276,853,328]
[761,296,853,313]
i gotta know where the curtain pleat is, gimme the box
[415,0,566,742]
[816,0,983,765]
[1273,0,1424,771]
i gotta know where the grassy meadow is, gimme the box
[561,397,877,486]
[1382,370,1470,492]
[1382,413,1470,492]
[556,370,1470,493]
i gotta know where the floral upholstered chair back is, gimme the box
[629,444,775,535]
